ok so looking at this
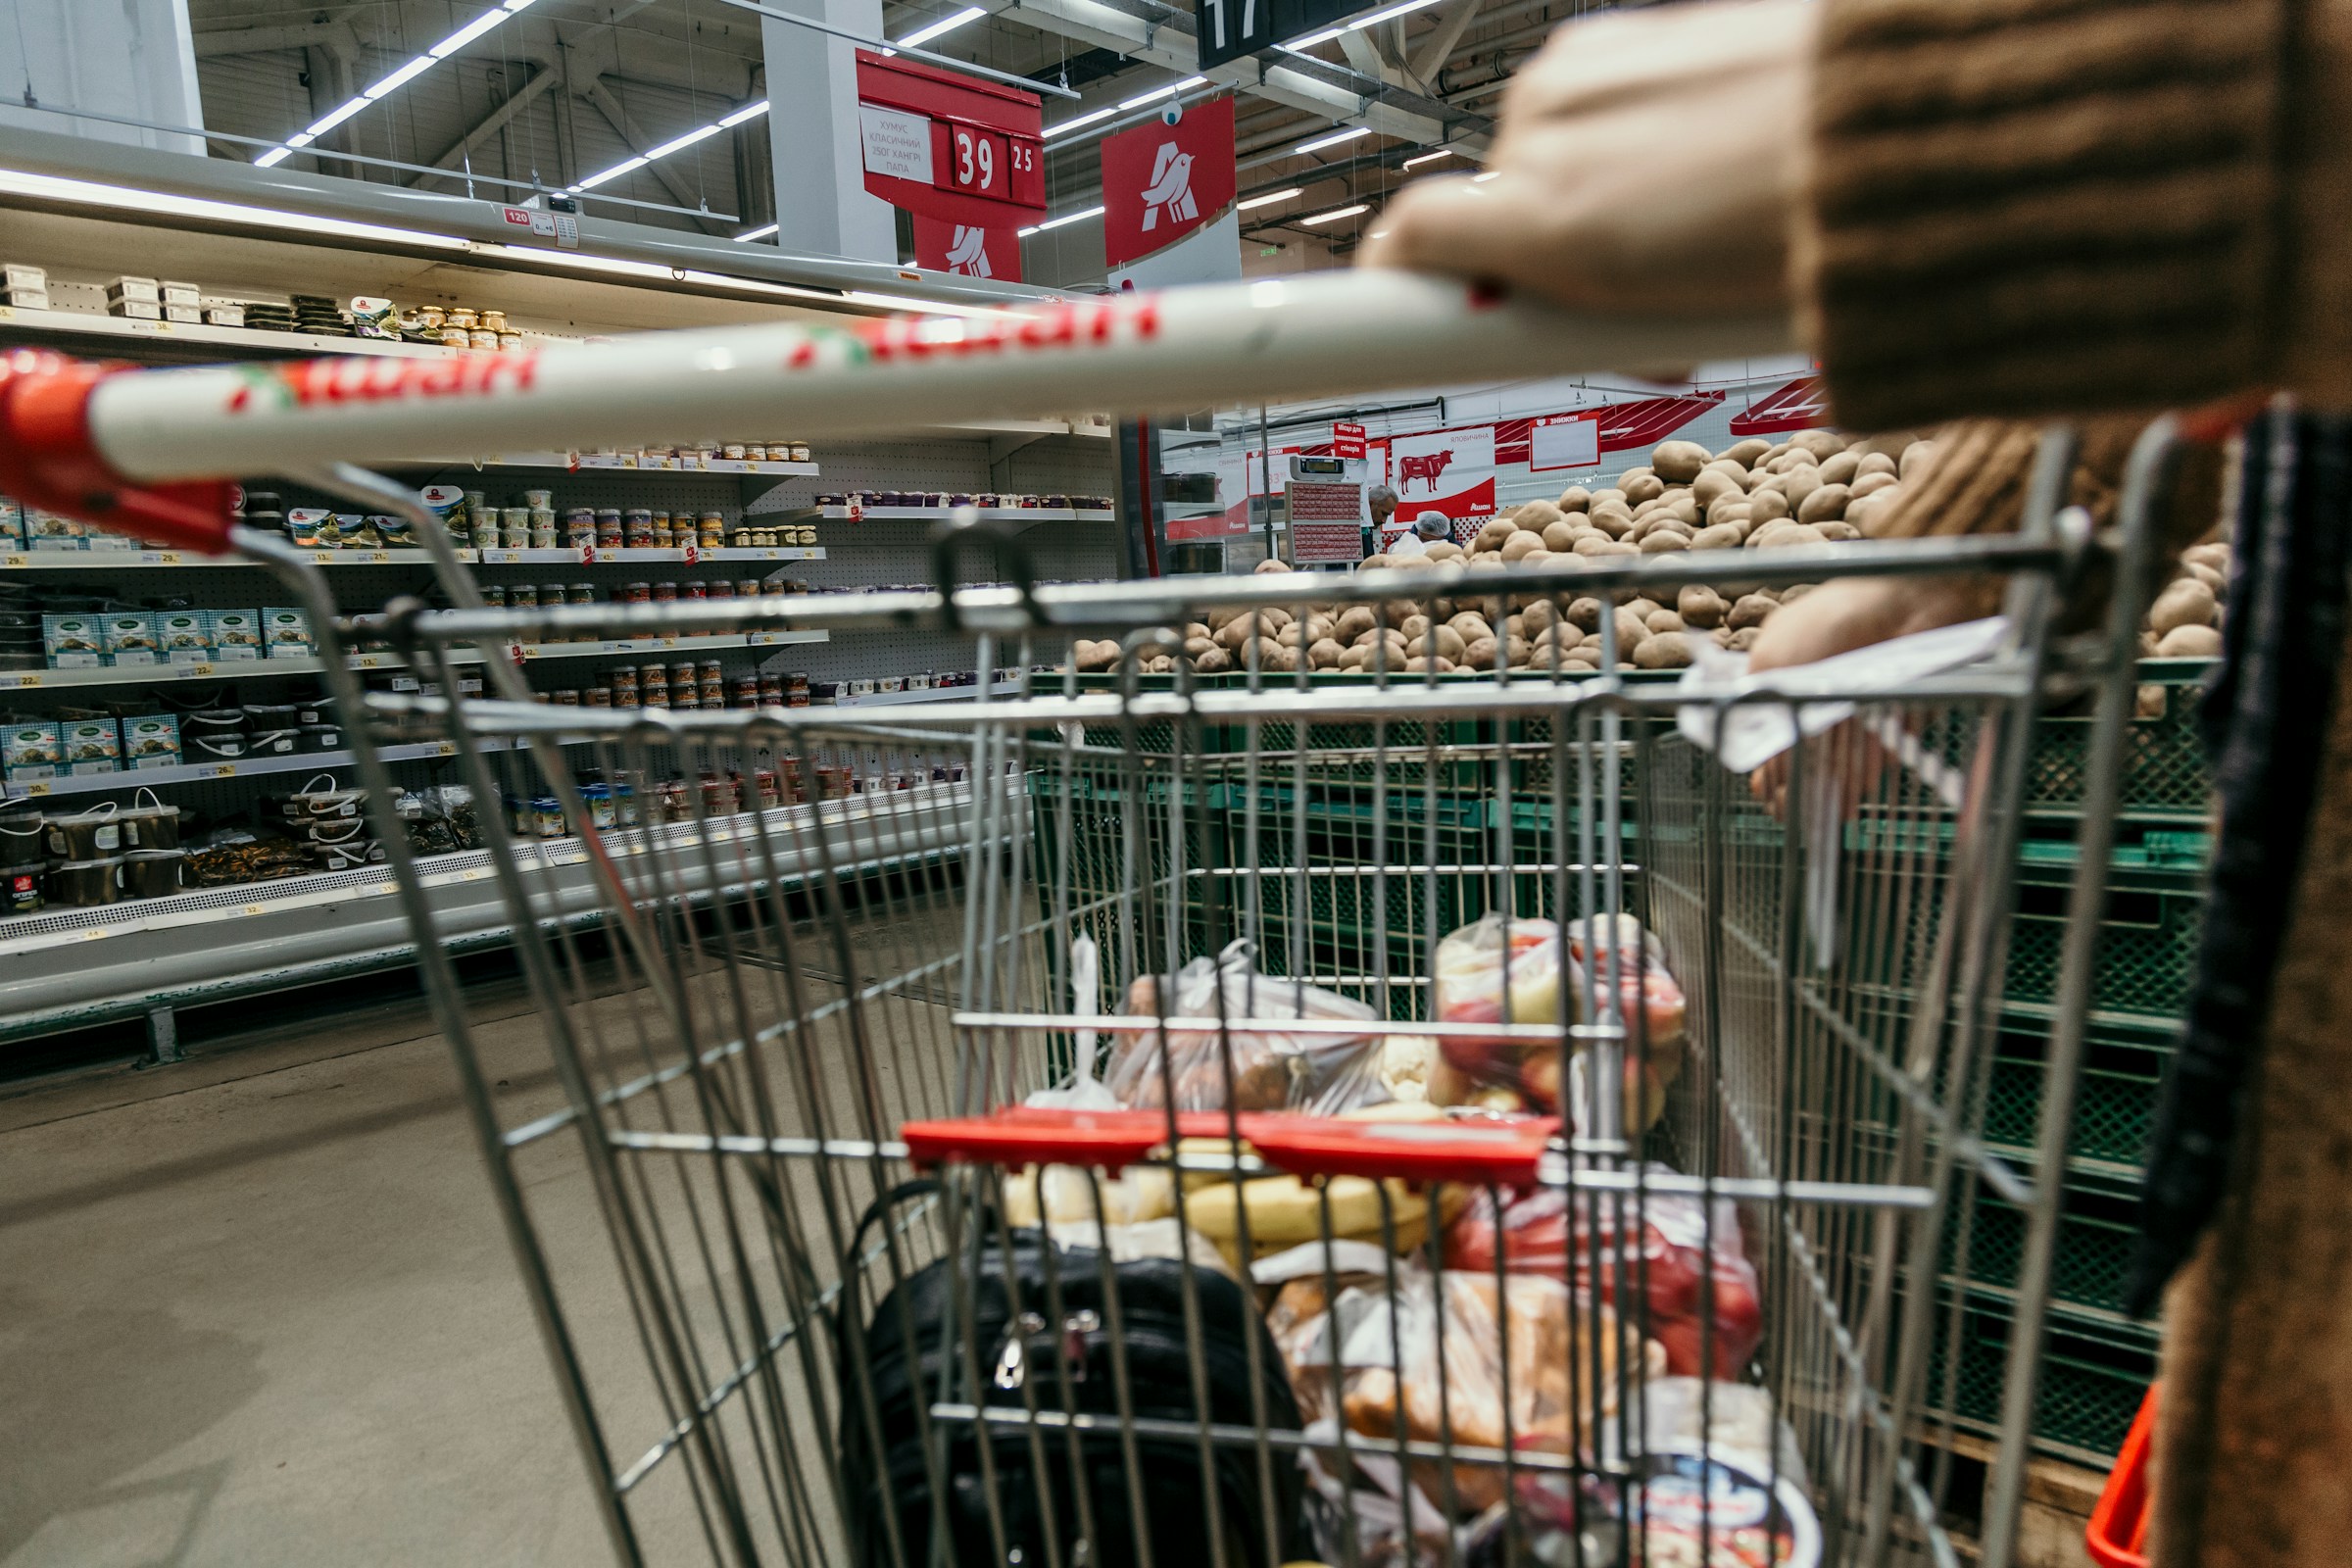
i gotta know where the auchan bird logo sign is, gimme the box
[1100,93,1234,270]
[911,215,1022,281]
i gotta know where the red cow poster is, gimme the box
[1100,94,1236,270]
[1385,424,1495,523]
[911,216,1022,281]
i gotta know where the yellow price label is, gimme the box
[208,763,237,778]
[178,663,214,678]
[437,742,457,756]
[4,555,24,566]
[461,868,483,881]
[313,552,336,564]
[158,553,181,564]
[14,673,39,687]
[368,551,389,563]
[244,903,269,917]
[20,781,50,797]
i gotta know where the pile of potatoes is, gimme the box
[1066,424,2233,677]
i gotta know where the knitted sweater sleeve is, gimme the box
[1800,0,2352,430]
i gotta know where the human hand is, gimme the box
[1360,0,1816,318]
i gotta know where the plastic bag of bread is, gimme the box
[1428,913,1687,1117]
[1292,1262,1665,1516]
[1103,938,1386,1113]
[1442,1173,1763,1378]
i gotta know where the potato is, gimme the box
[1589,487,1628,512]
[1788,428,1847,460]
[1615,605,1653,648]
[1213,618,1252,651]
[1678,585,1729,627]
[1755,522,1829,550]
[1816,450,1861,487]
[1334,605,1377,643]
[1644,608,1686,634]
[1424,540,1465,564]
[1586,505,1636,538]
[1278,622,1305,648]
[2148,578,2217,635]
[1766,448,1818,474]
[1854,452,1898,479]
[1194,646,1232,673]
[1461,635,1499,668]
[1556,485,1592,513]
[1815,519,1863,542]
[1721,438,1771,468]
[1633,633,1693,669]
[1541,519,1579,553]
[1308,637,1345,668]
[1848,470,1899,501]
[2156,623,2223,658]
[1402,655,1455,674]
[1474,518,1517,552]
[1561,597,1601,631]
[1778,582,1816,604]
[1510,499,1564,531]
[1639,531,1690,554]
[1254,557,1293,573]
[1849,432,1917,461]
[1579,536,1640,557]
[1399,613,1432,641]
[2184,562,2226,593]
[1148,654,1173,672]
[2183,542,2231,572]
[1689,522,1746,552]
[1649,439,1711,482]
[1727,593,1779,631]
[1207,606,1242,631]
[1184,633,1215,658]
[1727,626,1762,652]
[1408,624,1467,662]
[1630,512,1691,543]
[1504,634,1530,665]
[1497,530,1544,563]
[1779,467,1823,514]
[1796,483,1851,525]
[1899,440,1936,481]
[1692,468,1744,508]
[1448,612,1494,642]
[1745,487,1791,524]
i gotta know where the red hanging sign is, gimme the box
[856,51,1045,229]
[1332,420,1366,460]
[1100,94,1236,271]
[911,216,1023,281]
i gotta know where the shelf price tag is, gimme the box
[206,763,238,778]
[176,663,215,678]
[437,742,458,757]
[20,781,50,797]
[2,555,23,567]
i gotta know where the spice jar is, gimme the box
[586,686,612,707]
[683,579,708,601]
[552,688,581,706]
[790,443,811,464]
[480,583,507,610]
[623,580,652,605]
[698,512,726,548]
[510,584,539,610]
[732,675,760,709]
[760,674,784,707]
[624,516,654,549]
[568,583,595,608]
[708,580,735,601]
[612,666,639,698]
[652,580,677,604]
[786,671,809,707]
[480,309,507,333]
[736,578,760,599]
[699,661,724,706]
[640,663,669,706]
[470,510,499,550]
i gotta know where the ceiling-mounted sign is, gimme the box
[1196,0,1367,69]
[1529,412,1600,471]
[1384,424,1497,520]
[1332,420,1366,459]
[1101,94,1236,271]
[911,216,1023,281]
[855,50,1046,229]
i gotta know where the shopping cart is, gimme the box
[0,271,2175,1568]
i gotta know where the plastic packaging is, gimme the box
[1428,913,1688,1117]
[1102,938,1386,1114]
[1442,1172,1763,1378]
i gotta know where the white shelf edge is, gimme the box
[815,507,1112,522]
[0,302,457,358]
[378,455,822,477]
[6,739,466,800]
[820,679,1022,709]
[0,630,829,692]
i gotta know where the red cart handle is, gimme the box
[901,1106,1559,1189]
[0,350,237,555]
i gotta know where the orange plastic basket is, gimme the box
[2085,1383,2159,1568]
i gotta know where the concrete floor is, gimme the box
[0,890,991,1567]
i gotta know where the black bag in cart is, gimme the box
[836,1181,1307,1568]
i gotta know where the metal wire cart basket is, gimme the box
[0,275,2170,1567]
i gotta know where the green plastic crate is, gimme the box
[2004,863,2205,1025]
[2026,658,2214,824]
[1982,1030,2173,1175]
[1922,1299,2158,1460]
[1946,1182,2148,1324]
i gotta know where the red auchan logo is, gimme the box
[786,297,1162,370]
[225,351,542,415]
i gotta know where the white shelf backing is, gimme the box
[816,506,1111,522]
[0,631,829,693]
[1,547,826,569]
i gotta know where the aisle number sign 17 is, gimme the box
[1196,0,1365,69]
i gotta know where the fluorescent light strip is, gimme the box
[254,0,543,165]
[733,221,780,242]
[1402,147,1456,168]
[1044,106,1116,140]
[0,167,471,251]
[1293,124,1371,156]
[1046,75,1207,141]
[571,155,648,193]
[720,100,770,128]
[1472,171,1498,182]
[571,95,768,193]
[893,5,987,48]
[645,122,724,162]
[1300,203,1368,224]
[1279,0,1440,53]
[1236,186,1301,211]
[1016,203,1104,237]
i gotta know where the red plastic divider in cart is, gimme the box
[2085,1383,2158,1568]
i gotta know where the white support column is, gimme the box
[0,0,205,155]
[760,0,898,262]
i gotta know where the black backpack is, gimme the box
[835,1181,1307,1568]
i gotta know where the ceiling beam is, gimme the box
[580,78,734,236]
[409,63,565,190]
[1408,0,1484,89]
[189,21,362,59]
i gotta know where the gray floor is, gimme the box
[0,977,621,1566]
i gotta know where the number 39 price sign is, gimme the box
[856,50,1045,268]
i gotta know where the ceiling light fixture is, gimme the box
[733,221,780,242]
[1279,0,1440,53]
[892,5,988,48]
[1293,125,1371,156]
[567,97,769,194]
[1471,171,1498,182]
[1402,147,1456,168]
[253,0,545,166]
[1016,203,1105,237]
[1236,187,1302,211]
[1300,203,1369,224]
[1045,75,1207,141]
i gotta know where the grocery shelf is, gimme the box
[823,680,1024,708]
[0,630,830,692]
[3,546,825,569]
[8,739,467,800]
[373,453,821,476]
[817,506,1112,522]
[0,779,984,1042]
[0,301,458,360]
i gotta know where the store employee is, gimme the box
[1363,483,1398,558]
[1385,511,1453,560]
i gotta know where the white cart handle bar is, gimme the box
[0,270,1790,555]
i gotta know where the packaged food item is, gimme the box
[263,608,315,656]
[59,718,122,775]
[153,612,212,662]
[418,485,468,542]
[25,509,86,548]
[121,714,182,768]
[206,610,263,660]
[42,614,103,667]
[1443,1173,1763,1379]
[100,612,160,665]
[1428,913,1688,1116]
[48,858,122,906]
[1102,939,1387,1114]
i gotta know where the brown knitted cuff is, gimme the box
[1799,0,2288,432]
